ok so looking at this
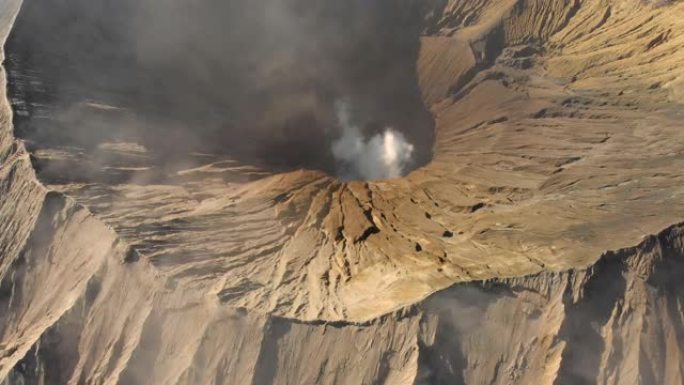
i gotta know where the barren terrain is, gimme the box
[1,0,684,384]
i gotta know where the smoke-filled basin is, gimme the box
[6,0,435,183]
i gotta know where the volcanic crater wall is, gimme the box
[1,0,684,384]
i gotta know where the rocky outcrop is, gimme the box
[3,219,684,385]
[1,0,684,384]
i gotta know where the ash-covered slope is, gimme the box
[1,0,684,384]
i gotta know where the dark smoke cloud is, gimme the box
[7,0,435,180]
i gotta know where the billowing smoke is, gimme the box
[6,0,435,182]
[331,100,415,180]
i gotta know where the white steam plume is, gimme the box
[332,100,414,181]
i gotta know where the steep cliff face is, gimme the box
[2,220,684,385]
[419,225,684,385]
[1,0,684,384]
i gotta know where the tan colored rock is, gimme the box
[1,0,684,384]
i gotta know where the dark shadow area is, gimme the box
[553,253,628,385]
[5,0,435,183]
[415,284,511,385]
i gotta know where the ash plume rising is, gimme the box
[331,100,415,180]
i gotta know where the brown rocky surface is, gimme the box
[1,0,684,384]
